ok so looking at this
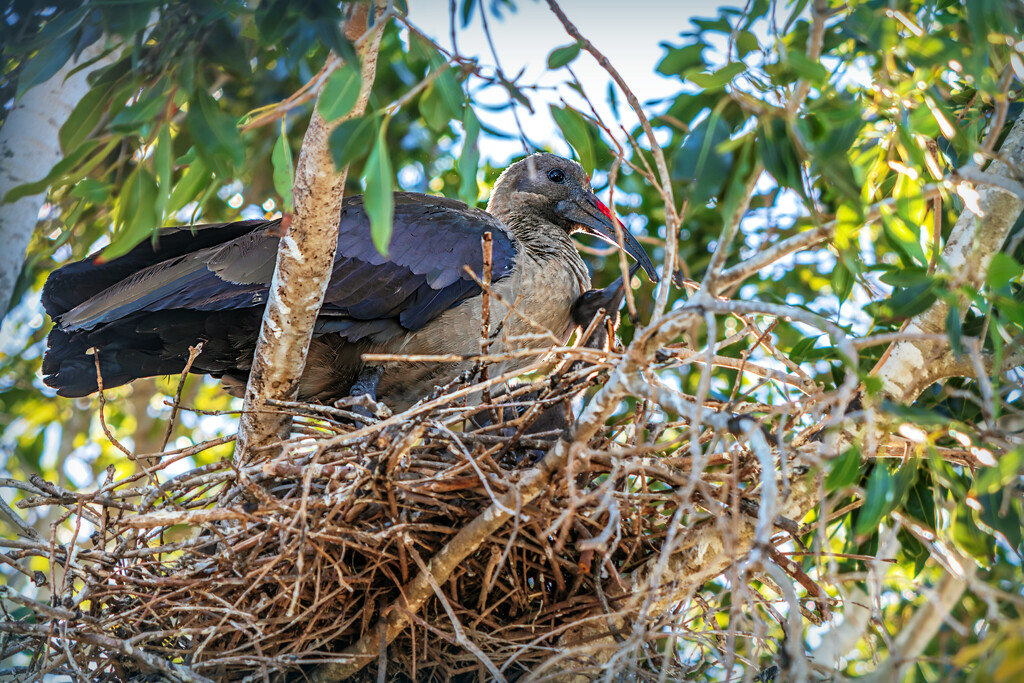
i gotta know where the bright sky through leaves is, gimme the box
[411,0,708,161]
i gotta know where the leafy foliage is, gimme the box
[1,0,1023,680]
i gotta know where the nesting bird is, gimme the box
[42,153,657,409]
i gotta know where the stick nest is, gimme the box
[2,354,802,682]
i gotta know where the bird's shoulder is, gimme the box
[337,192,517,282]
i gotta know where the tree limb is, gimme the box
[875,114,1024,403]
[237,4,387,461]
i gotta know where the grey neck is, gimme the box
[505,214,590,290]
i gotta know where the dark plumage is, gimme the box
[42,154,657,409]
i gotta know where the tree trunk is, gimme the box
[236,4,387,463]
[0,39,114,315]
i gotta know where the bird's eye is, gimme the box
[547,168,566,183]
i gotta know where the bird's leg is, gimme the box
[347,365,384,418]
[571,262,641,350]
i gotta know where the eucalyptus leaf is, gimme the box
[547,42,582,69]
[318,63,362,122]
[550,105,595,175]
[854,464,895,538]
[458,107,481,205]
[826,445,862,492]
[329,115,377,169]
[60,84,109,153]
[364,120,394,255]
[106,168,159,261]
[15,37,76,100]
[166,157,211,216]
[272,121,295,213]
[186,89,245,177]
[154,124,173,218]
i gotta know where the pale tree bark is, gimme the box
[0,39,115,316]
[878,115,1024,402]
[237,2,387,462]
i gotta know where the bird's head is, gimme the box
[488,153,658,282]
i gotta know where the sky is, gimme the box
[408,0,720,162]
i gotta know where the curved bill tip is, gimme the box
[559,193,659,283]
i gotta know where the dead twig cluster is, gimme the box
[0,331,848,682]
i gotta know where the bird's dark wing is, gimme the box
[46,193,516,338]
[42,220,268,319]
[319,193,516,337]
[42,193,516,396]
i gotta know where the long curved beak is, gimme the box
[556,191,659,283]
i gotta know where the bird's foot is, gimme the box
[338,365,386,420]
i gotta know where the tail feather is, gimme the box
[42,309,262,397]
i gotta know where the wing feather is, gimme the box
[48,193,517,343]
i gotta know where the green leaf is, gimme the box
[420,84,452,132]
[887,281,938,319]
[550,105,595,176]
[904,470,937,528]
[166,157,211,216]
[881,215,926,266]
[787,51,829,82]
[832,262,854,302]
[547,42,582,69]
[364,120,394,255]
[757,117,805,197]
[0,138,108,202]
[457,107,481,205]
[106,168,159,261]
[789,334,822,363]
[312,21,356,65]
[880,400,949,427]
[892,460,920,508]
[855,464,895,538]
[434,66,464,119]
[102,1,151,38]
[317,63,362,122]
[329,114,377,169]
[15,39,76,100]
[784,0,811,34]
[898,527,929,577]
[154,124,173,219]
[952,502,992,565]
[735,30,759,58]
[272,120,295,213]
[688,62,745,90]
[826,445,862,492]
[878,266,933,288]
[69,179,111,204]
[460,0,476,27]
[110,86,168,133]
[59,84,108,153]
[976,447,1023,494]
[673,110,733,203]
[186,89,244,178]
[657,42,706,77]
[986,252,1022,290]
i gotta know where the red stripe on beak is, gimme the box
[592,197,613,221]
